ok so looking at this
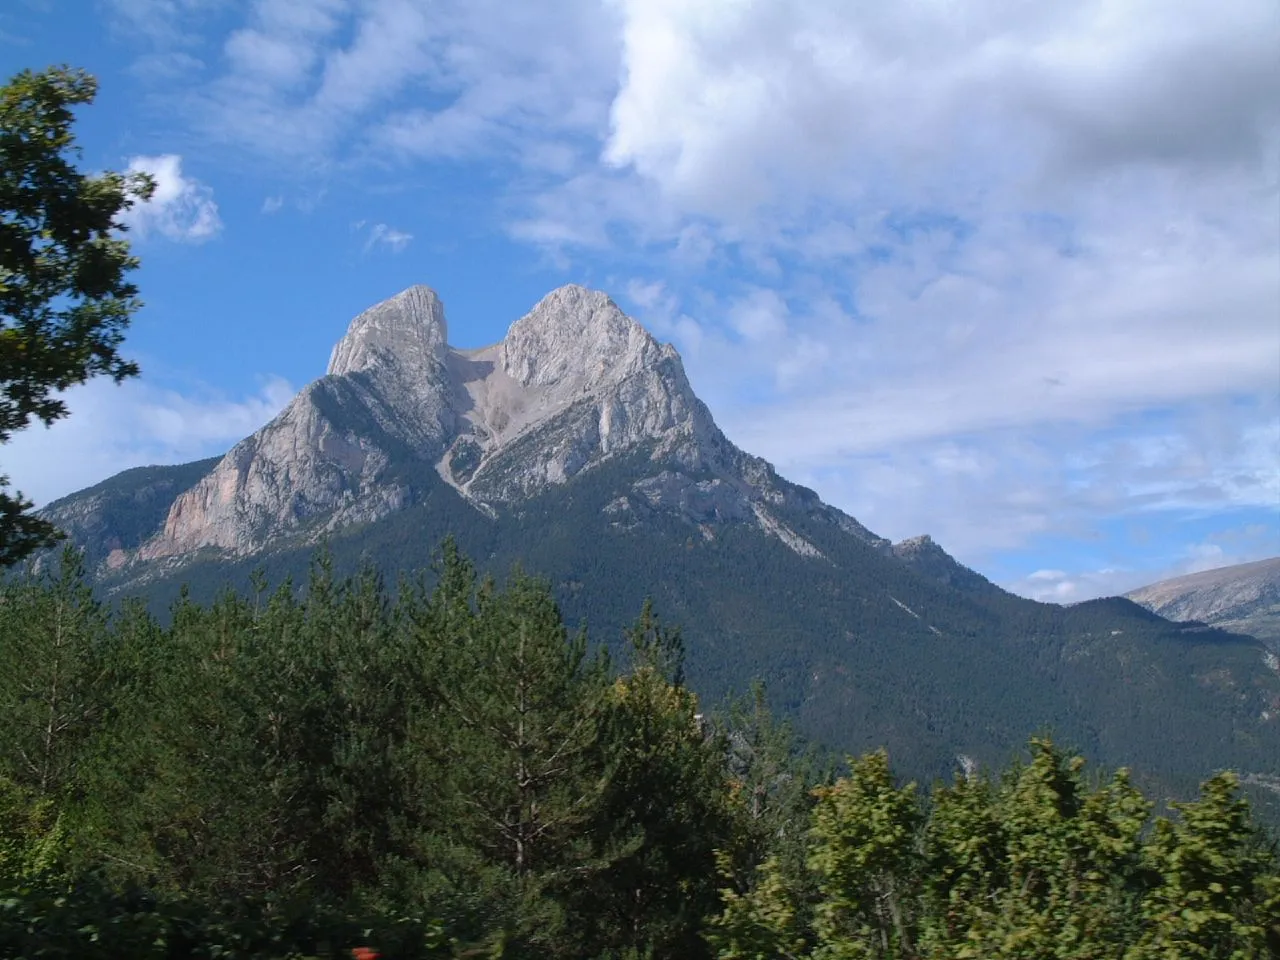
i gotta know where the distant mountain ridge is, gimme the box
[1126,557,1280,652]
[34,285,1280,814]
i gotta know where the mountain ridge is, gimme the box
[33,284,1280,814]
[51,283,893,579]
[1126,557,1280,651]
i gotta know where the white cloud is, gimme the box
[261,194,284,213]
[105,0,230,48]
[2,376,294,507]
[727,288,789,343]
[358,221,413,253]
[183,0,618,169]
[602,0,1279,222]
[104,0,1279,582]
[121,154,223,242]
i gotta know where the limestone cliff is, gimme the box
[92,283,894,566]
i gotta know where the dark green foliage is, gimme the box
[1135,771,1280,958]
[0,871,450,959]
[0,542,744,957]
[0,548,111,798]
[709,739,1280,959]
[2,543,1280,956]
[78,449,1280,827]
[0,66,154,563]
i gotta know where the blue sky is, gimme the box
[2,0,1277,601]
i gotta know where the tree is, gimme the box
[1133,771,1280,959]
[917,740,1152,959]
[406,562,622,955]
[574,601,733,958]
[808,750,921,959]
[0,65,154,564]
[0,548,112,799]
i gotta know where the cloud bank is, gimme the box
[91,0,1280,598]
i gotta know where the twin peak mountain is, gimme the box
[42,284,1280,796]
[90,283,938,576]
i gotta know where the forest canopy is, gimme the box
[1,542,1277,958]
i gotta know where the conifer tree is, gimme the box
[419,565,617,954]
[808,750,921,958]
[576,599,732,957]
[1133,771,1280,959]
[0,548,109,798]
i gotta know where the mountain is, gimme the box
[37,458,221,573]
[1126,558,1280,652]
[36,284,1280,810]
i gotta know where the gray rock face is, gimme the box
[138,288,457,561]
[138,378,417,560]
[502,286,665,395]
[329,285,448,377]
[440,287,718,503]
[125,283,895,565]
[327,285,457,449]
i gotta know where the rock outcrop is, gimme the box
[107,283,897,565]
[138,286,457,560]
[891,534,1001,597]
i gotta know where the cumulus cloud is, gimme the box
[107,0,1279,593]
[120,154,223,242]
[2,376,294,508]
[602,0,1280,221]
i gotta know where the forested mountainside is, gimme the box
[36,457,220,572]
[33,285,1280,821]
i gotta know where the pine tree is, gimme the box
[416,565,617,954]
[0,548,110,798]
[575,599,732,957]
[1132,771,1280,959]
[808,750,921,958]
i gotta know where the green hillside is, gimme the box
[81,449,1280,818]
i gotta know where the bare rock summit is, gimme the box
[111,284,891,568]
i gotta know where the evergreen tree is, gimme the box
[706,851,810,960]
[412,564,618,954]
[1133,771,1280,959]
[807,750,921,958]
[575,600,732,957]
[0,548,110,798]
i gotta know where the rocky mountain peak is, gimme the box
[327,285,448,380]
[104,281,895,565]
[893,534,936,555]
[1126,557,1280,651]
[891,534,999,597]
[502,284,666,397]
